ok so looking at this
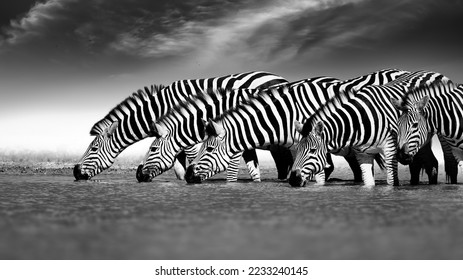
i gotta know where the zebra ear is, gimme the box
[152,123,168,138]
[206,119,225,138]
[314,121,325,136]
[417,95,430,113]
[391,97,406,111]
[294,120,304,133]
[148,122,168,138]
[198,119,208,140]
[105,121,118,137]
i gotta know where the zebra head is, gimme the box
[136,123,174,182]
[289,120,328,187]
[74,121,119,180]
[392,95,430,165]
[185,119,229,183]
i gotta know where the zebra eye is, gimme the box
[309,149,316,154]
[91,147,98,152]
[412,123,419,128]
[151,147,158,152]
[206,147,214,153]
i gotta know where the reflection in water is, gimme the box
[1,173,463,259]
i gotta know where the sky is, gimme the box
[1,0,463,158]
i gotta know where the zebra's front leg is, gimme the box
[172,158,186,180]
[439,135,458,183]
[241,149,261,182]
[384,135,399,186]
[450,147,463,174]
[226,152,242,182]
[355,153,375,187]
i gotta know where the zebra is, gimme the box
[73,71,288,180]
[136,78,333,182]
[393,81,462,183]
[289,70,453,187]
[184,69,410,183]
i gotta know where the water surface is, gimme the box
[1,171,462,259]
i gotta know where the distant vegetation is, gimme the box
[0,149,142,169]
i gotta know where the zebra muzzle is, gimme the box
[185,164,202,184]
[73,164,90,180]
[288,169,304,187]
[136,164,152,182]
[397,143,413,165]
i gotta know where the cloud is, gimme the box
[1,0,463,77]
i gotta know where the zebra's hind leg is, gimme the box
[439,136,458,184]
[241,149,261,182]
[269,145,294,180]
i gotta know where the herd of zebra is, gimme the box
[73,69,463,187]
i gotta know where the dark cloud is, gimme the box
[0,0,42,27]
[1,0,462,81]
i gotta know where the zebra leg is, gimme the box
[172,158,186,180]
[269,145,294,180]
[344,153,363,182]
[355,153,376,187]
[450,147,463,173]
[408,159,422,185]
[241,149,261,182]
[409,141,438,185]
[422,142,438,184]
[384,136,399,186]
[171,151,187,180]
[226,153,242,182]
[439,135,458,184]
[324,153,334,180]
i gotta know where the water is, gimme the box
[1,171,463,259]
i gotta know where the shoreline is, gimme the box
[0,161,138,176]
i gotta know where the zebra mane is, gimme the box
[155,87,232,125]
[89,84,165,135]
[399,78,456,106]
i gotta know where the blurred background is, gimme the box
[1,0,462,163]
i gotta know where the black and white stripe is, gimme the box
[137,87,273,182]
[293,70,452,187]
[185,69,409,183]
[73,71,288,180]
[395,82,462,183]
